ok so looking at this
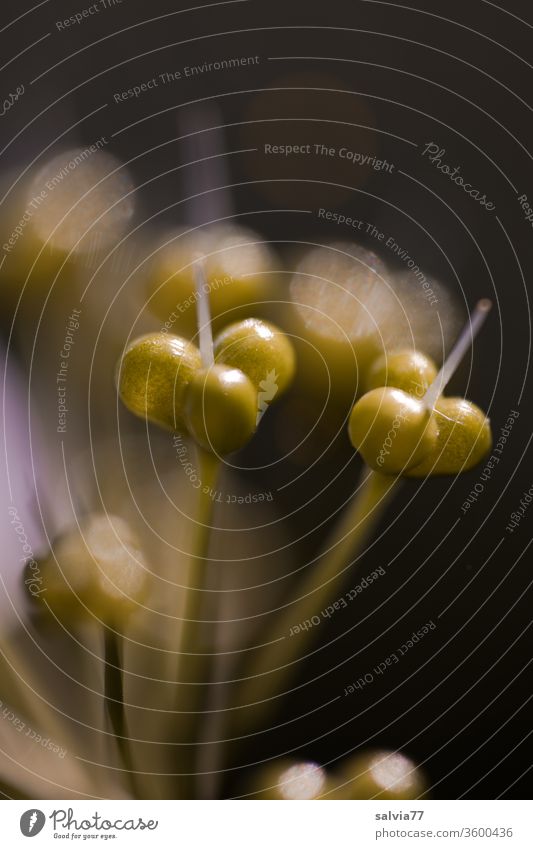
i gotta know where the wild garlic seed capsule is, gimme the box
[365,350,438,397]
[28,149,135,257]
[32,515,148,624]
[289,244,392,401]
[116,332,202,432]
[406,397,492,477]
[213,318,295,397]
[183,364,257,455]
[342,750,427,800]
[289,244,461,402]
[146,225,276,335]
[348,386,439,474]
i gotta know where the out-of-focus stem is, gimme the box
[174,251,221,797]
[175,446,220,797]
[232,468,397,734]
[103,629,140,798]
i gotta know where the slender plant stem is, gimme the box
[176,446,220,797]
[172,253,221,797]
[232,467,398,734]
[0,633,78,756]
[103,628,140,798]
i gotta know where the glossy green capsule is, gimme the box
[406,397,492,477]
[183,364,257,455]
[365,349,438,398]
[341,750,427,800]
[116,332,202,432]
[348,386,439,474]
[213,318,295,398]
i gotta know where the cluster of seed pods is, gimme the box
[116,317,296,456]
[348,301,493,478]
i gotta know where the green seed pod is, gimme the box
[248,760,330,800]
[146,225,276,335]
[341,750,427,800]
[365,349,438,397]
[145,229,209,337]
[116,332,202,432]
[406,396,492,477]
[1,151,135,298]
[288,243,460,403]
[183,364,257,455]
[348,386,439,474]
[213,318,295,400]
[32,515,148,624]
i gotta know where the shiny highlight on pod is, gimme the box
[116,318,295,455]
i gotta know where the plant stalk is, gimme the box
[104,628,140,798]
[175,446,220,797]
[231,468,397,734]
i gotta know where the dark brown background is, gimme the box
[1,0,532,799]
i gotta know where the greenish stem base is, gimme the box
[104,629,140,798]
[175,446,220,798]
[232,468,398,735]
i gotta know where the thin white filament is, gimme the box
[424,298,492,408]
[194,257,214,367]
